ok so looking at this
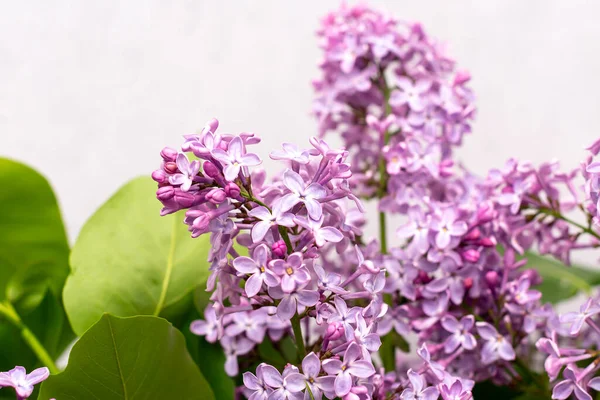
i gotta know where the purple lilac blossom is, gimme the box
[0,367,49,399]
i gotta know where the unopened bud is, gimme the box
[485,271,499,287]
[206,188,227,204]
[152,169,167,184]
[461,249,480,263]
[203,161,220,179]
[160,147,178,162]
[164,162,178,174]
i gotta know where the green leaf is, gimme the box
[526,252,600,304]
[39,314,214,399]
[379,331,409,371]
[0,290,74,371]
[0,158,69,308]
[183,310,235,400]
[0,159,74,377]
[63,177,211,335]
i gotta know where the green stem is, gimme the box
[376,66,393,255]
[290,314,306,362]
[379,211,388,254]
[538,207,600,241]
[278,226,294,254]
[0,301,59,374]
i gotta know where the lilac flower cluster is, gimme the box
[0,366,49,400]
[313,3,475,201]
[153,118,476,399]
[311,1,555,389]
[152,4,600,400]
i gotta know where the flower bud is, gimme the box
[203,118,219,134]
[164,161,178,174]
[464,277,474,290]
[174,190,195,208]
[463,228,480,241]
[206,188,227,204]
[325,322,344,341]
[476,204,495,224]
[156,186,174,201]
[454,70,472,86]
[203,161,220,178]
[192,214,211,231]
[152,169,167,184]
[485,271,499,287]
[272,240,287,258]
[439,159,454,178]
[160,147,178,162]
[461,249,480,263]
[225,182,241,199]
[478,237,496,247]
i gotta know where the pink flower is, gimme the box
[476,322,515,365]
[0,366,49,399]
[212,136,261,181]
[280,169,326,220]
[168,153,201,191]
[249,203,295,243]
[322,343,375,397]
[233,245,280,297]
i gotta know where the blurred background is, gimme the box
[1,0,599,256]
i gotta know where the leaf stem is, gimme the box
[290,314,306,362]
[0,301,59,374]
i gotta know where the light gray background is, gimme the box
[1,1,599,259]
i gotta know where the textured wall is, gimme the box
[1,1,599,264]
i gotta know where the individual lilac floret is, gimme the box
[440,315,476,353]
[212,136,262,181]
[270,143,313,164]
[401,369,439,400]
[261,364,305,400]
[476,322,516,364]
[168,153,201,192]
[233,244,280,297]
[0,366,49,399]
[561,298,600,335]
[249,203,295,243]
[190,306,220,342]
[242,364,270,400]
[280,170,326,220]
[551,366,591,400]
[299,353,335,400]
[430,209,468,249]
[440,379,472,400]
[322,343,376,397]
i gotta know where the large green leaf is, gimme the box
[0,158,69,307]
[526,252,600,304]
[0,159,74,384]
[63,177,211,335]
[39,314,214,399]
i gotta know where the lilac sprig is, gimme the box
[537,296,600,400]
